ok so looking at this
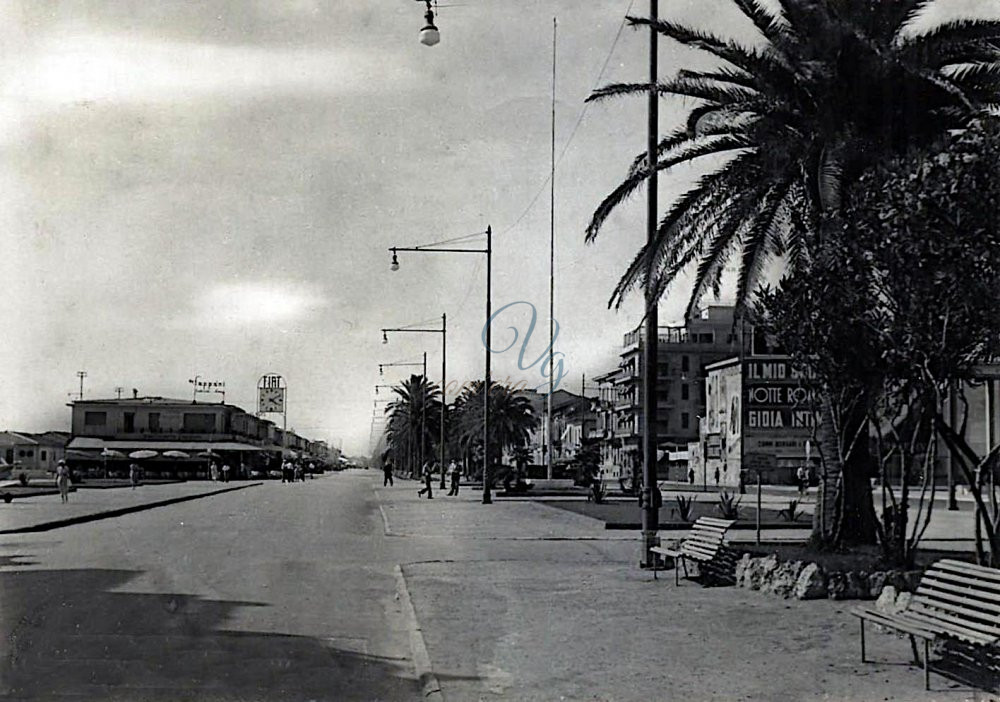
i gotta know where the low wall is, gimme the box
[733,553,922,601]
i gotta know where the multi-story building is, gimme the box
[65,395,328,478]
[507,389,595,476]
[592,305,742,484]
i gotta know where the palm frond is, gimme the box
[735,180,794,309]
[732,0,788,45]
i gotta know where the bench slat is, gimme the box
[697,517,736,527]
[905,605,1000,641]
[934,559,1000,585]
[851,608,939,639]
[911,595,1000,633]
[921,570,1000,599]
[916,581,1000,616]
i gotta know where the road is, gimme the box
[0,473,419,701]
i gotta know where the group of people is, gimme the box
[281,459,312,483]
[209,461,232,482]
[382,460,461,498]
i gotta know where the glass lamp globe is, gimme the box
[420,24,440,47]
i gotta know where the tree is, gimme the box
[452,381,534,484]
[587,0,1000,545]
[759,121,1000,563]
[385,375,442,478]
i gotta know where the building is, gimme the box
[65,396,329,479]
[0,431,70,477]
[507,389,595,477]
[592,306,742,484]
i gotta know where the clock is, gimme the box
[259,387,284,414]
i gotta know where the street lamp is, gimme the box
[383,314,448,488]
[388,226,493,504]
[416,0,440,46]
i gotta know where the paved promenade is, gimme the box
[0,481,261,533]
[376,475,991,701]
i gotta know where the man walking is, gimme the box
[382,461,394,487]
[417,462,433,499]
[447,460,460,496]
[221,462,231,483]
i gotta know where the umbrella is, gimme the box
[197,450,220,459]
[163,450,191,459]
[128,450,158,460]
[101,448,126,458]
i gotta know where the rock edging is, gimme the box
[734,553,922,601]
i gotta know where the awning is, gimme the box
[67,438,270,452]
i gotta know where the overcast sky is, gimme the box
[2,0,995,455]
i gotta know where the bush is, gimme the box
[717,490,741,519]
[675,495,696,522]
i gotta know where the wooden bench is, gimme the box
[650,517,737,585]
[852,559,1000,690]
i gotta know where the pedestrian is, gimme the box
[417,462,433,499]
[714,466,720,486]
[129,462,140,490]
[221,463,231,483]
[447,460,460,496]
[307,462,315,480]
[56,459,71,503]
[210,461,219,482]
[293,462,303,482]
[797,465,808,495]
[383,461,394,487]
[688,468,695,485]
[281,460,290,483]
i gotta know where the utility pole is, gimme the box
[640,0,660,567]
[114,386,123,400]
[77,371,88,401]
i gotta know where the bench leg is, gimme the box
[923,639,930,691]
[675,556,681,586]
[859,619,866,663]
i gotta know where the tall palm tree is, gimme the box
[452,381,535,482]
[588,0,1000,315]
[385,375,442,477]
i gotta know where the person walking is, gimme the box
[210,461,219,482]
[56,460,71,503]
[417,462,433,499]
[221,462,231,483]
[447,460,460,496]
[382,461,394,487]
[796,465,808,496]
[129,462,140,490]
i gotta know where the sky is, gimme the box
[2,0,996,456]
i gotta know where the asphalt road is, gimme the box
[0,473,420,701]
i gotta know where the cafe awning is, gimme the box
[67,438,268,452]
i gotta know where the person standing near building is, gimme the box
[796,465,808,495]
[210,461,219,482]
[56,460,71,503]
[221,462,231,483]
[417,462,433,499]
[447,460,460,496]
[382,461,394,487]
[129,462,140,490]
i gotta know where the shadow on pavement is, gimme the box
[0,567,419,701]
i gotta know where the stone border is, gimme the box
[395,565,444,701]
[733,552,923,600]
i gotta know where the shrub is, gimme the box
[675,495,696,522]
[780,499,803,522]
[717,490,741,519]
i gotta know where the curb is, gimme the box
[394,564,443,701]
[0,482,263,534]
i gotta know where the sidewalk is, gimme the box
[0,481,261,534]
[374,476,990,701]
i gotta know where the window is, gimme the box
[84,411,107,426]
[681,412,690,429]
[681,383,689,400]
[681,355,690,373]
[148,413,160,432]
[18,450,25,457]
[123,412,135,432]
[40,450,47,461]
[183,413,216,433]
[699,332,714,343]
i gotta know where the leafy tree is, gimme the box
[759,121,1000,563]
[587,0,1000,545]
[385,375,442,477]
[452,381,534,484]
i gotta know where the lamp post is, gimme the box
[414,0,440,46]
[389,226,493,504]
[383,313,448,488]
[641,0,660,567]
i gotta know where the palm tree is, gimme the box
[452,381,534,484]
[587,0,1000,546]
[385,375,442,477]
[588,0,1000,314]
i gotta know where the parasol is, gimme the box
[101,448,126,458]
[163,450,191,459]
[128,450,158,460]
[197,450,221,459]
